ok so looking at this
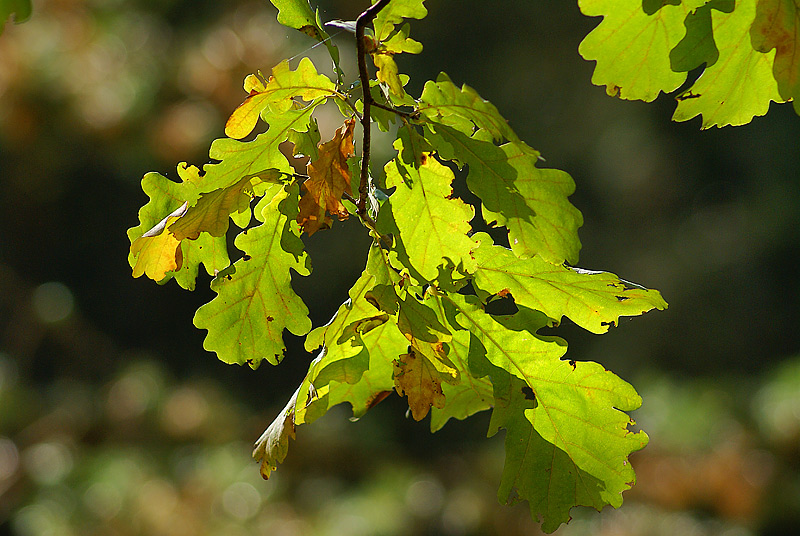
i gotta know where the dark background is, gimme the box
[1,1,799,534]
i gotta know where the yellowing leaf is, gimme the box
[751,0,800,113]
[253,387,298,479]
[127,167,231,290]
[168,177,254,240]
[427,294,493,432]
[372,0,428,41]
[578,0,706,101]
[393,345,455,420]
[225,58,337,139]
[373,52,405,97]
[130,203,187,281]
[675,0,783,127]
[297,117,356,235]
[370,22,423,97]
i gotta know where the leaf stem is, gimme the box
[355,0,391,230]
[370,100,418,118]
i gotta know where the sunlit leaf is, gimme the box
[675,0,783,127]
[253,387,298,479]
[193,185,312,368]
[418,73,519,142]
[750,0,800,113]
[578,0,707,101]
[372,0,428,41]
[297,117,356,235]
[225,58,338,139]
[378,137,476,282]
[425,124,582,264]
[452,294,648,531]
[393,345,455,420]
[470,233,668,334]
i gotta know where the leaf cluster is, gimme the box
[579,0,798,127]
[127,0,667,531]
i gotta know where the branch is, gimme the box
[355,0,391,230]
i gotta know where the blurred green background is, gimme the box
[1,1,799,534]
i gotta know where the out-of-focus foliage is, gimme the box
[4,348,800,535]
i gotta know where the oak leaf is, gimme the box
[393,345,454,421]
[297,117,356,235]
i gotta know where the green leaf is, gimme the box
[0,0,29,33]
[427,294,493,432]
[169,175,270,241]
[268,0,326,40]
[193,185,312,368]
[372,0,428,41]
[490,372,611,533]
[327,320,405,418]
[377,137,477,282]
[204,101,325,193]
[225,58,338,139]
[418,73,519,142]
[451,295,648,531]
[470,233,668,334]
[424,124,583,264]
[294,244,398,423]
[578,0,707,101]
[675,0,783,127]
[669,1,734,72]
[750,0,800,113]
[267,1,343,83]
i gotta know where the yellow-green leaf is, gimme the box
[193,185,311,368]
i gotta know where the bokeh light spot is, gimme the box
[222,481,262,520]
[22,441,74,485]
[32,282,74,324]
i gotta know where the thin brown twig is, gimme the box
[355,0,391,231]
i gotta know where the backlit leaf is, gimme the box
[669,0,734,72]
[418,73,519,142]
[750,0,800,113]
[127,167,229,290]
[452,295,648,531]
[193,185,312,368]
[297,117,356,235]
[372,0,428,41]
[427,294,493,432]
[130,204,187,281]
[225,58,338,139]
[425,124,582,264]
[253,387,298,479]
[578,0,707,101]
[675,0,783,127]
[378,138,476,282]
[470,233,668,334]
[393,345,455,420]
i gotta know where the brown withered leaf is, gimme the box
[297,118,355,235]
[393,345,456,421]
